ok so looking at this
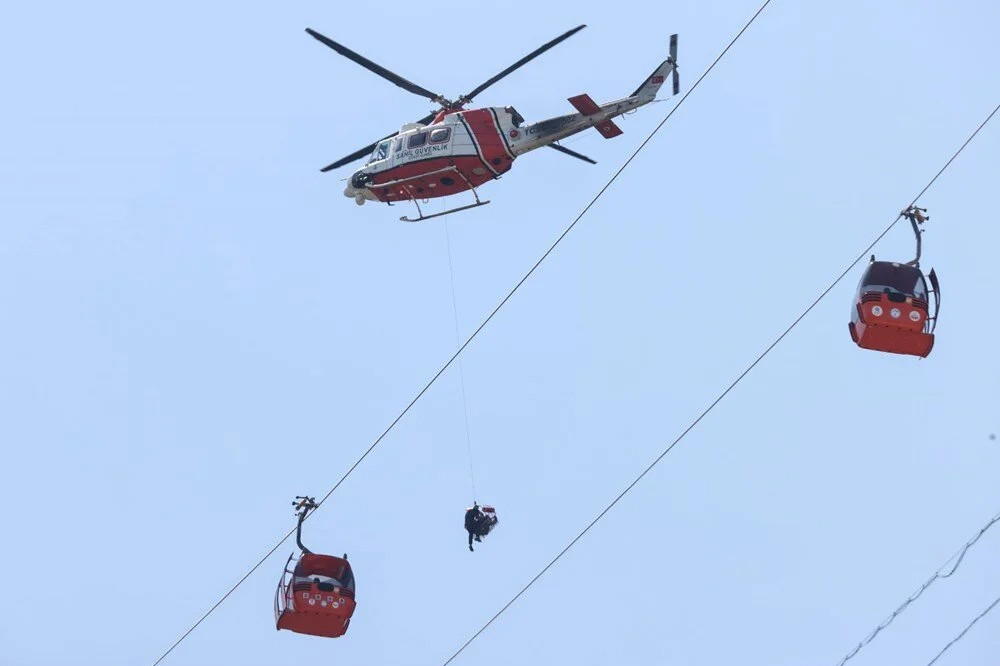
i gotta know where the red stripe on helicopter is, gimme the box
[488,108,515,159]
[366,156,494,203]
[456,113,498,176]
[459,109,515,176]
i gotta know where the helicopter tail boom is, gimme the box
[567,94,624,138]
[510,93,651,156]
[509,34,679,158]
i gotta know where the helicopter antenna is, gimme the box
[902,206,928,267]
[292,496,318,554]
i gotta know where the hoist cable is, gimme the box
[834,507,1000,666]
[438,100,1000,665]
[149,13,745,663]
[924,591,1000,666]
[444,217,478,501]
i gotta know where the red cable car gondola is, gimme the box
[275,496,356,638]
[849,207,941,358]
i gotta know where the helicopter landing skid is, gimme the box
[399,168,490,222]
[400,199,491,223]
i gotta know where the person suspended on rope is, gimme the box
[903,205,930,225]
[465,503,483,551]
[464,504,499,551]
[479,505,498,537]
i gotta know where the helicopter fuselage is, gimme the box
[343,91,656,206]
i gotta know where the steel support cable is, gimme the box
[924,592,1000,666]
[148,7,766,664]
[438,102,1000,665]
[834,508,1000,666]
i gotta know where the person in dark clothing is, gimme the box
[464,504,483,551]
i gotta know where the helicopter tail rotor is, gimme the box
[669,33,679,95]
[629,34,680,100]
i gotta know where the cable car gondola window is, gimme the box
[408,132,428,148]
[861,262,924,296]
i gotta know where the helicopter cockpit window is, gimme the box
[369,140,391,163]
[408,132,428,148]
[504,106,524,128]
[429,127,451,143]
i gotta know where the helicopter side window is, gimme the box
[369,140,391,164]
[408,132,428,148]
[429,128,451,144]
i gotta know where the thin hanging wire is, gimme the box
[835,507,1000,666]
[924,591,1000,666]
[444,215,478,501]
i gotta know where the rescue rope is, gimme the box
[443,214,479,501]
[437,101,1000,666]
[923,591,1000,665]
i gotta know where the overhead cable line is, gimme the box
[149,12,761,664]
[438,100,1000,665]
[834,507,1000,666]
[924,591,1000,666]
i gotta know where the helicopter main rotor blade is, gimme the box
[320,139,384,172]
[458,24,586,105]
[306,28,447,104]
[319,112,438,172]
[547,143,596,164]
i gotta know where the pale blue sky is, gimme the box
[1,1,999,665]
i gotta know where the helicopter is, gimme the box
[305,25,679,222]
